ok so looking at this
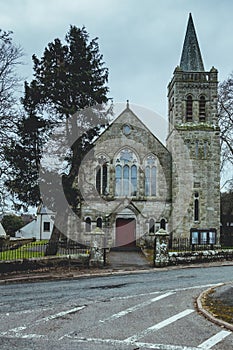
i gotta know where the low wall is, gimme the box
[0,254,90,274]
[169,249,233,265]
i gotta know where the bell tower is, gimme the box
[167,14,220,244]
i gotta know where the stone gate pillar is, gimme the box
[154,229,170,267]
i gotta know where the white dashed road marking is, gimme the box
[100,291,175,323]
[1,285,232,349]
[0,305,86,338]
[197,330,231,349]
[125,308,194,342]
[64,335,200,349]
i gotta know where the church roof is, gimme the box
[180,13,205,72]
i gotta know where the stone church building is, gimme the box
[74,14,220,249]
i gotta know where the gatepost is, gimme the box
[154,229,170,267]
[89,228,105,267]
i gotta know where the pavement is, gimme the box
[108,250,149,270]
[0,251,233,331]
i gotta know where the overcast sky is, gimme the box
[1,0,233,119]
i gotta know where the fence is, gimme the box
[0,241,89,261]
[170,238,224,252]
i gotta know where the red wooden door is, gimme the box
[116,218,136,247]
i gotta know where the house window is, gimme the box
[96,163,108,195]
[43,222,50,232]
[199,95,206,121]
[194,192,199,221]
[97,217,102,229]
[186,95,193,121]
[85,217,91,232]
[149,219,155,233]
[115,148,138,196]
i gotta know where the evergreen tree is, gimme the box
[6,26,110,253]
[4,113,48,210]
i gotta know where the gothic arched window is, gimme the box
[95,162,108,195]
[85,217,91,232]
[194,192,199,221]
[115,165,122,196]
[131,165,137,196]
[123,165,129,196]
[144,155,157,196]
[97,217,102,229]
[160,219,166,230]
[115,148,138,196]
[199,95,206,121]
[186,95,193,121]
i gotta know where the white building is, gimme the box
[16,205,55,240]
[0,223,7,237]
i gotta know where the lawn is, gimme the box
[0,241,48,261]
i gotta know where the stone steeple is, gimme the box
[180,13,204,71]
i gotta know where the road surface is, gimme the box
[0,265,232,349]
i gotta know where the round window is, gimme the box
[123,124,131,135]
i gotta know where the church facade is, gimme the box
[74,14,220,249]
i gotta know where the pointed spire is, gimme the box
[180,13,204,71]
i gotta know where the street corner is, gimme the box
[196,282,233,331]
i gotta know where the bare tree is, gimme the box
[0,29,24,211]
[218,73,233,189]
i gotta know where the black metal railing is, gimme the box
[0,241,90,261]
[170,238,221,253]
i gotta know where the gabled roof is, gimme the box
[180,13,205,71]
[94,104,168,152]
[37,204,55,215]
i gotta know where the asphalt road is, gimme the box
[0,265,233,349]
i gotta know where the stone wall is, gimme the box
[169,250,233,265]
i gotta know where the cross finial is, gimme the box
[126,99,129,108]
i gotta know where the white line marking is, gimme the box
[107,283,223,301]
[64,335,199,349]
[100,291,175,323]
[0,305,86,338]
[198,330,231,349]
[2,333,45,339]
[38,306,86,322]
[125,309,194,342]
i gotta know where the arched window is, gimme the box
[85,217,91,232]
[199,95,206,121]
[97,217,102,229]
[96,166,101,194]
[115,165,122,196]
[186,95,193,121]
[149,218,155,233]
[145,166,150,196]
[160,219,166,230]
[131,165,137,196]
[194,192,199,221]
[96,162,108,195]
[151,166,156,196]
[123,165,129,196]
[115,148,138,196]
[144,155,157,197]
